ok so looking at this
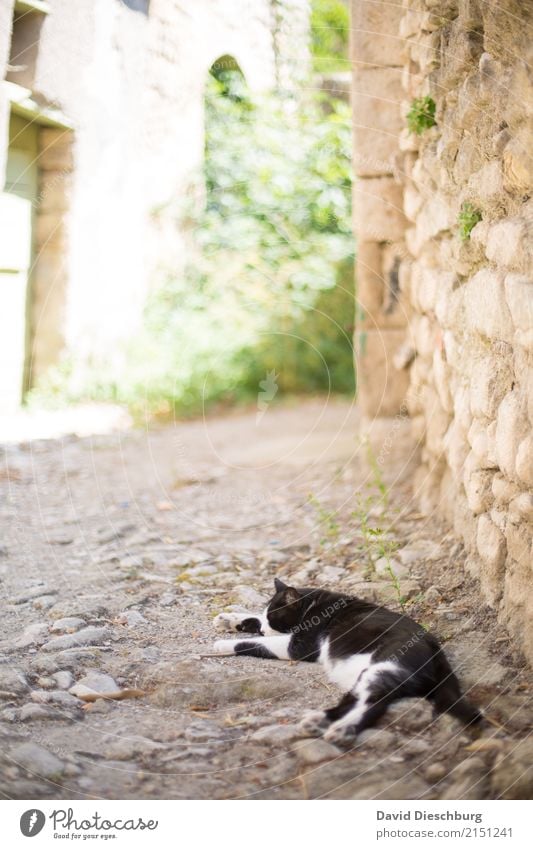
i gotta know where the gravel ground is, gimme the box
[0,399,531,800]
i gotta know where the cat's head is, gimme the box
[266,578,305,633]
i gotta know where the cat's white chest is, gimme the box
[318,639,373,691]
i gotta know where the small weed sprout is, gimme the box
[458,202,482,241]
[308,493,340,545]
[407,96,437,135]
[350,438,411,608]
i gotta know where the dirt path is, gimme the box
[1,399,531,800]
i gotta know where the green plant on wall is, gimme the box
[458,202,482,241]
[407,96,437,135]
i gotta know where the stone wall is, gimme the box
[351,0,533,662]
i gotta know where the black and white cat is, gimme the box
[214,578,482,743]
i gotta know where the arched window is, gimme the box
[208,55,247,102]
[120,0,149,14]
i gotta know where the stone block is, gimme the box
[505,522,532,570]
[432,348,453,413]
[38,128,74,172]
[464,467,494,515]
[492,474,520,505]
[352,68,404,176]
[502,558,533,665]
[503,129,533,196]
[424,386,451,455]
[351,0,404,68]
[463,270,514,343]
[509,493,533,523]
[469,354,514,419]
[355,328,411,417]
[476,513,506,603]
[504,275,533,333]
[444,418,469,476]
[354,177,407,242]
[468,418,498,470]
[495,391,529,480]
[516,435,533,488]
[436,22,483,92]
[357,241,384,319]
[486,220,532,273]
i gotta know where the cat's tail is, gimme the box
[428,642,483,725]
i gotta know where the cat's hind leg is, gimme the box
[299,692,356,737]
[324,663,403,744]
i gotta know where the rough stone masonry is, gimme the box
[351,0,533,662]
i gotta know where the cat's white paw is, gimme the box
[213,639,237,654]
[298,710,329,737]
[214,612,246,633]
[323,722,357,745]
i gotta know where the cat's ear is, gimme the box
[285,586,301,605]
[274,577,287,593]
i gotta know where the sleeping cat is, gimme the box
[214,578,482,743]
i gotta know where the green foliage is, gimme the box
[35,73,355,419]
[311,0,350,73]
[407,96,437,135]
[458,202,482,241]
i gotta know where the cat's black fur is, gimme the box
[214,578,482,741]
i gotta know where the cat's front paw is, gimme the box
[214,613,243,633]
[213,639,237,655]
[298,710,330,737]
[323,722,357,746]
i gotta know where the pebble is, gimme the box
[14,623,50,648]
[491,739,533,800]
[119,555,143,569]
[357,728,397,749]
[11,742,64,778]
[30,689,82,707]
[233,585,267,608]
[317,565,344,582]
[50,617,87,633]
[294,738,340,764]
[69,671,118,698]
[51,670,73,690]
[41,626,111,652]
[424,585,441,603]
[20,704,69,722]
[404,737,432,756]
[250,724,301,744]
[117,610,147,627]
[0,666,29,695]
[386,699,434,732]
[36,676,56,689]
[106,737,165,760]
[184,723,222,743]
[32,595,58,610]
[375,557,410,579]
[425,763,447,783]
[11,586,57,604]
[97,522,136,544]
[159,593,176,606]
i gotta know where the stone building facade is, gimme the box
[0,0,308,412]
[351,0,533,662]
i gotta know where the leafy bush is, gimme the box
[311,0,350,73]
[35,74,355,419]
[407,96,437,135]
